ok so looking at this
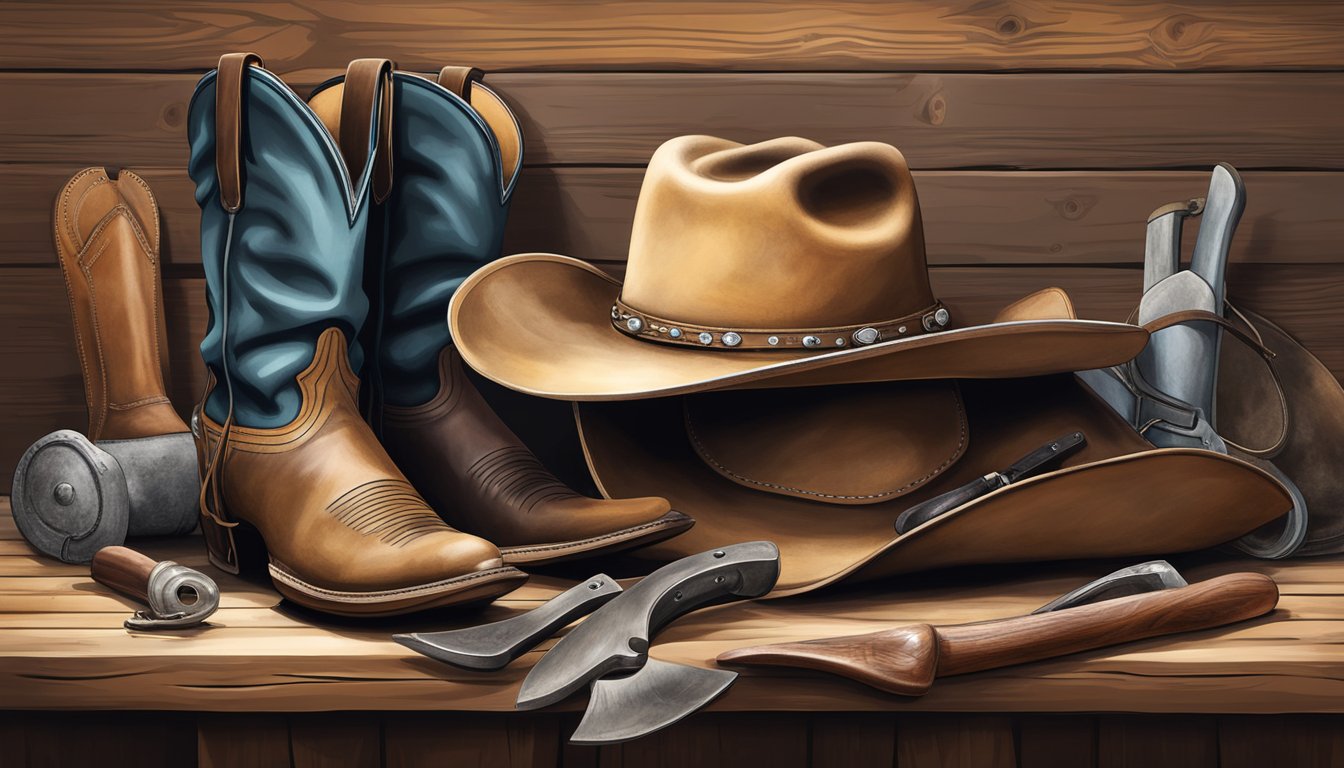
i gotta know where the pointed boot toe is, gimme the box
[382,347,693,566]
[198,330,528,617]
[497,501,695,567]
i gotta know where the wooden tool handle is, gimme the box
[936,572,1279,677]
[90,546,156,604]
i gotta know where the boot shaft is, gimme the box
[309,68,522,410]
[186,56,391,428]
[54,168,185,441]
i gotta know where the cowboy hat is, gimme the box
[449,136,1149,400]
[575,374,1293,596]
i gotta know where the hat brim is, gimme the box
[450,254,1149,401]
[575,377,1293,596]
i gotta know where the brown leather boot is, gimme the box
[309,65,693,565]
[189,55,527,616]
[53,167,186,441]
[381,346,691,565]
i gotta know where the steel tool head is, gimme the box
[517,541,779,711]
[1033,560,1187,614]
[395,575,623,671]
[570,659,738,745]
[11,430,130,564]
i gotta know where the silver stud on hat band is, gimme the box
[610,301,949,350]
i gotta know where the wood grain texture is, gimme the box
[198,714,292,768]
[8,166,1344,268]
[5,72,1344,169]
[810,713,897,768]
[1218,715,1344,768]
[1097,716,1219,768]
[1018,716,1097,768]
[290,713,381,768]
[5,496,1344,715]
[3,2,1344,72]
[896,715,1016,768]
[4,263,1344,495]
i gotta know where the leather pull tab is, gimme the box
[215,52,264,213]
[340,58,396,204]
[437,65,484,103]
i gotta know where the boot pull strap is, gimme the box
[340,58,396,204]
[437,65,484,102]
[215,52,264,213]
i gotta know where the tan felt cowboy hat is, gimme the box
[575,375,1294,596]
[449,136,1150,400]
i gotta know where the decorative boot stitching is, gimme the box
[467,446,581,514]
[326,478,451,546]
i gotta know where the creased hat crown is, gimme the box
[619,136,935,332]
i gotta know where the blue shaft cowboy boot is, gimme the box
[308,67,691,564]
[187,54,526,616]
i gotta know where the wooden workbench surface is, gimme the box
[2,498,1341,715]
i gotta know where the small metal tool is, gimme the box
[90,545,220,630]
[1031,559,1186,614]
[395,574,623,671]
[895,432,1087,533]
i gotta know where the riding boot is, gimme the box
[186,54,526,616]
[307,67,691,565]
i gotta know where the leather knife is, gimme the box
[895,431,1086,534]
[516,541,780,744]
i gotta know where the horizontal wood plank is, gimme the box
[3,2,1344,72]
[4,264,1344,495]
[7,166,1344,268]
[1,495,1342,715]
[4,72,1344,169]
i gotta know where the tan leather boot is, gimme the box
[197,330,526,616]
[381,346,691,565]
[53,168,186,441]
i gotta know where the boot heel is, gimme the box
[201,511,268,576]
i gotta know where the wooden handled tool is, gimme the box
[90,545,221,630]
[91,546,158,602]
[717,572,1278,695]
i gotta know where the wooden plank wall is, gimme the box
[1,2,1342,499]
[3,710,1344,768]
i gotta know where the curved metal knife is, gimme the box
[517,541,780,743]
[394,575,623,671]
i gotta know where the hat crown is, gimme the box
[620,136,935,330]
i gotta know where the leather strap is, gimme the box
[437,65,484,102]
[340,58,396,204]
[1137,306,1289,457]
[612,297,950,350]
[215,52,264,213]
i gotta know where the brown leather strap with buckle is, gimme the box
[611,298,950,350]
[437,65,484,103]
[340,58,396,204]
[215,52,264,213]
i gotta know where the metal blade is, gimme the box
[516,542,778,710]
[569,659,737,745]
[1032,560,1187,614]
[395,575,621,671]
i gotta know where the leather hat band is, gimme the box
[611,298,950,350]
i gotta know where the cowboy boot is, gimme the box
[307,67,691,565]
[187,54,526,616]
